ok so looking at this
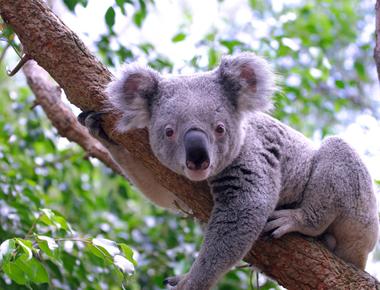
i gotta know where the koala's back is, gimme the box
[243,112,377,213]
[308,137,378,232]
[311,136,377,213]
[241,112,379,268]
[242,112,317,206]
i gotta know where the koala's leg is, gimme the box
[78,112,184,210]
[314,137,379,269]
[264,202,336,239]
[265,156,338,238]
[330,218,379,269]
[266,137,379,269]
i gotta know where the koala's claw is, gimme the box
[78,111,114,144]
[264,209,301,238]
[78,111,94,126]
[163,274,186,288]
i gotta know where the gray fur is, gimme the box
[81,52,379,290]
[106,64,161,132]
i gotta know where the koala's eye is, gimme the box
[215,123,226,136]
[165,126,175,139]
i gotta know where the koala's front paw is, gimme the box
[78,111,115,145]
[164,274,195,290]
[264,209,302,238]
[164,274,185,288]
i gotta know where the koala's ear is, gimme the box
[217,53,276,113]
[105,64,161,132]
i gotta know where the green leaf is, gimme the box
[118,243,137,266]
[36,235,59,259]
[87,244,113,263]
[105,7,116,30]
[2,260,27,285]
[354,61,366,80]
[220,39,244,53]
[335,80,345,89]
[40,208,55,226]
[63,0,77,11]
[53,215,70,231]
[139,42,154,54]
[92,238,119,256]
[15,255,49,284]
[133,0,147,28]
[172,33,186,43]
[39,208,71,232]
[116,0,127,15]
[0,239,16,264]
[208,48,219,69]
[15,239,33,260]
[113,255,134,275]
[133,11,145,28]
[63,0,88,12]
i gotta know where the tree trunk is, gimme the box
[374,0,380,83]
[0,1,379,289]
[22,60,123,175]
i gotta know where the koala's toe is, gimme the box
[78,111,113,143]
[163,275,185,287]
[85,113,101,133]
[77,111,94,126]
[271,223,294,238]
[264,217,288,233]
[163,276,177,287]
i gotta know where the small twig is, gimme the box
[236,263,252,269]
[84,152,91,160]
[25,213,42,238]
[55,237,91,243]
[7,53,30,76]
[256,271,260,290]
[9,40,22,58]
[30,99,40,109]
[0,42,10,63]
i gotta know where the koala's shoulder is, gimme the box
[243,112,313,152]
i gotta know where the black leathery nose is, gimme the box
[184,129,210,170]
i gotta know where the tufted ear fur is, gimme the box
[105,64,161,132]
[217,52,276,113]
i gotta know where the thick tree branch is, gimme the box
[1,1,379,289]
[375,1,380,83]
[22,60,123,176]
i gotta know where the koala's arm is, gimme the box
[103,142,180,209]
[78,112,181,210]
[172,159,280,290]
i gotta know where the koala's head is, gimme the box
[106,53,276,181]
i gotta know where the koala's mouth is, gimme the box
[184,168,211,181]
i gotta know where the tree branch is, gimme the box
[1,1,379,289]
[22,60,124,175]
[375,1,380,83]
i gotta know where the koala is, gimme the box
[78,53,379,290]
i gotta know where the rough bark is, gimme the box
[375,0,380,83]
[22,60,123,176]
[0,1,379,289]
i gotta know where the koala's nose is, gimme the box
[184,129,210,171]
